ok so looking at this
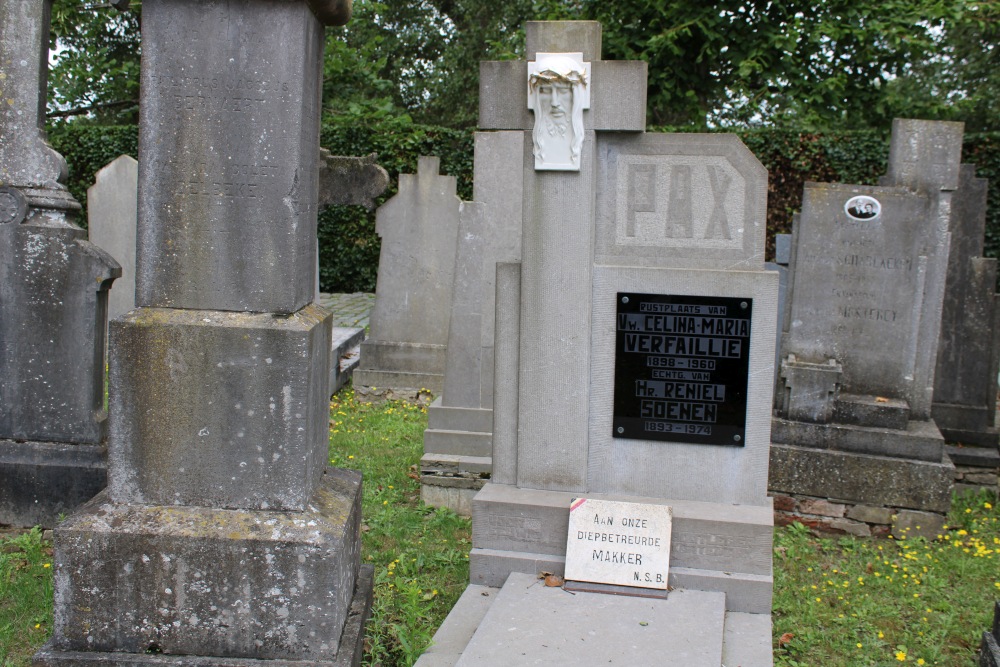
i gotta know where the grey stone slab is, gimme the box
[0,441,106,529]
[526,21,603,61]
[945,444,1000,468]
[833,392,910,430]
[366,156,459,346]
[330,326,364,395]
[412,584,500,667]
[722,611,774,667]
[781,182,947,418]
[891,509,946,540]
[107,305,332,511]
[769,443,954,512]
[136,0,328,314]
[0,0,68,192]
[420,483,481,518]
[88,155,139,321]
[36,565,372,667]
[472,484,773,581]
[491,262,521,486]
[516,132,597,492]
[1,209,121,444]
[357,157,460,391]
[882,119,964,192]
[587,267,776,504]
[423,430,492,457]
[933,164,1000,444]
[317,150,389,210]
[478,61,647,132]
[983,631,1000,667]
[357,340,447,377]
[427,401,494,433]
[440,132,524,411]
[454,572,725,667]
[421,453,493,475]
[770,416,944,462]
[49,469,362,661]
[595,133,768,271]
[774,233,792,265]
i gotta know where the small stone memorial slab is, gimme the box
[564,498,672,591]
[613,292,752,445]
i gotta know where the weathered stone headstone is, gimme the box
[981,601,1000,667]
[354,156,461,399]
[35,1,372,665]
[417,21,775,667]
[88,155,138,321]
[771,119,959,530]
[932,164,1000,447]
[421,132,523,513]
[0,0,121,527]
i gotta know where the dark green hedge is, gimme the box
[49,122,1000,293]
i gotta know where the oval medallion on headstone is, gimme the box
[0,187,28,225]
[844,195,881,221]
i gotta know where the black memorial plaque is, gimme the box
[613,293,752,446]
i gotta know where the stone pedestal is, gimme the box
[0,0,121,527]
[36,1,369,664]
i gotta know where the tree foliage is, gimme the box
[47,0,142,125]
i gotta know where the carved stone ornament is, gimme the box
[527,52,591,171]
[0,187,28,225]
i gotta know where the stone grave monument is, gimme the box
[421,132,523,514]
[88,155,138,322]
[0,0,121,528]
[354,156,461,400]
[35,1,373,664]
[770,119,960,537]
[417,21,775,666]
[932,163,1000,448]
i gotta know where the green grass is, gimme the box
[773,490,999,666]
[0,527,54,666]
[1,385,998,666]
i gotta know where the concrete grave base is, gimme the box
[41,468,366,663]
[33,565,372,667]
[413,573,772,667]
[933,401,999,447]
[771,417,945,462]
[469,483,773,613]
[421,399,493,515]
[354,340,447,397]
[769,443,954,513]
[330,327,365,395]
[0,440,106,528]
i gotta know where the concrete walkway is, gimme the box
[318,292,374,329]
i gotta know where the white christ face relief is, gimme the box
[528,53,590,171]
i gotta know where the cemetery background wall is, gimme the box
[49,121,1000,292]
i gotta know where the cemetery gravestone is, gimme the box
[932,164,1000,447]
[354,156,461,399]
[0,0,120,528]
[771,119,959,530]
[35,1,372,665]
[416,21,775,667]
[421,132,524,514]
[88,155,138,321]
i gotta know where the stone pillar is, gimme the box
[35,1,373,664]
[0,0,120,527]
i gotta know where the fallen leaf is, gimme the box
[875,396,889,403]
[543,573,564,587]
[778,632,794,647]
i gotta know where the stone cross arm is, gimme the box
[317,150,390,210]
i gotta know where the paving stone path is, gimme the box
[319,292,375,329]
